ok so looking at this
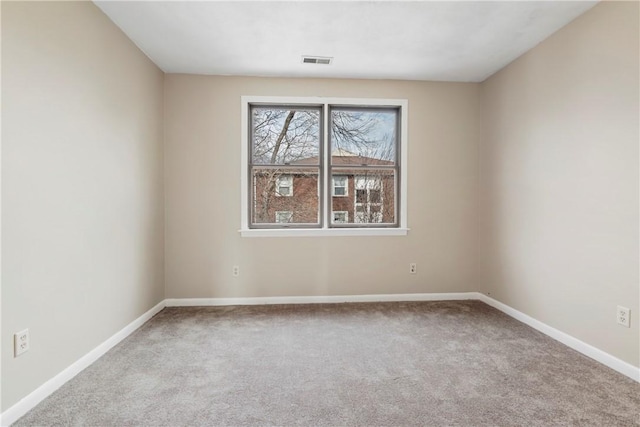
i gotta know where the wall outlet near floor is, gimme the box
[409,263,417,274]
[14,329,30,357]
[232,265,240,277]
[617,306,630,328]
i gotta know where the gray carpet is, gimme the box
[14,301,640,426]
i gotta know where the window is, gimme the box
[332,211,348,224]
[241,97,408,237]
[275,211,293,223]
[249,105,321,226]
[330,106,398,226]
[333,176,348,196]
[354,176,383,223]
[276,175,293,197]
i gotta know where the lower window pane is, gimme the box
[331,170,396,225]
[252,169,319,225]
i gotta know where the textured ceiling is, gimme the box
[94,1,598,82]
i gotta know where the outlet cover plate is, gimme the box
[14,329,30,357]
[617,306,630,328]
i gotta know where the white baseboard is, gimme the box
[0,300,166,427]
[164,292,479,307]
[476,293,640,383]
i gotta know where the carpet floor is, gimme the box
[14,301,640,426]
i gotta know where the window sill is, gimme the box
[239,228,409,238]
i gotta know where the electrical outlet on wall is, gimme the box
[232,265,240,277]
[617,306,630,328]
[409,263,417,274]
[14,329,30,357]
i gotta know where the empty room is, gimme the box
[1,0,639,425]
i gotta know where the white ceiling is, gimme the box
[94,1,598,83]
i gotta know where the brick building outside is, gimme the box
[252,152,395,226]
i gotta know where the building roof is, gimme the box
[289,153,394,166]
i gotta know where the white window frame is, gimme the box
[241,96,409,237]
[275,175,293,197]
[332,175,348,197]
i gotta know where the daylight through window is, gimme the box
[243,97,407,235]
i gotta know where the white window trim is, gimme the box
[240,96,409,237]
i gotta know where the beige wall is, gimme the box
[480,1,639,367]
[164,76,480,299]
[1,1,165,410]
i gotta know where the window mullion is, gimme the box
[323,103,330,229]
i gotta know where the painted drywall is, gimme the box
[164,76,480,299]
[480,1,639,367]
[1,1,165,410]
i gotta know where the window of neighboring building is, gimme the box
[332,211,348,224]
[333,176,348,196]
[276,175,293,197]
[275,211,293,223]
[354,176,383,223]
[241,96,408,236]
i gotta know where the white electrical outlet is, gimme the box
[617,306,630,328]
[14,329,30,357]
[232,265,240,277]
[409,263,417,274]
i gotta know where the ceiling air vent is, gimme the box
[302,56,333,65]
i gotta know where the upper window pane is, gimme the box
[330,108,397,166]
[252,107,320,165]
